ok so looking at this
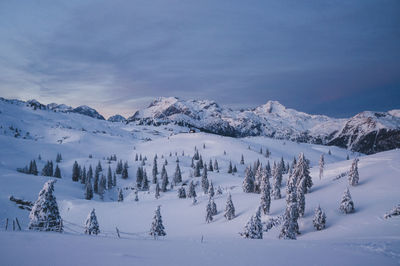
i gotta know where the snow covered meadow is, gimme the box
[0,99,399,265]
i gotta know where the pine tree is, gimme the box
[187,181,196,198]
[272,163,281,199]
[313,205,326,230]
[155,182,160,199]
[241,208,263,239]
[340,188,355,214]
[81,166,86,184]
[208,180,215,197]
[152,156,158,184]
[54,164,61,178]
[260,184,271,215]
[29,180,63,232]
[113,172,117,187]
[240,154,244,165]
[279,188,299,240]
[201,167,209,194]
[243,166,255,193]
[208,159,213,171]
[319,154,325,180]
[161,165,169,192]
[224,193,235,220]
[205,199,214,223]
[174,163,182,184]
[116,160,123,174]
[121,164,128,179]
[191,158,195,168]
[84,209,100,235]
[198,155,204,169]
[142,170,149,191]
[31,160,38,175]
[107,166,113,189]
[135,153,138,161]
[94,168,99,194]
[346,154,350,160]
[134,190,139,202]
[297,177,306,217]
[97,161,102,172]
[233,165,237,173]
[136,166,143,189]
[87,165,93,183]
[72,161,80,181]
[210,196,217,215]
[118,188,124,202]
[178,187,186,198]
[293,153,312,194]
[194,161,201,177]
[214,159,219,172]
[150,206,166,238]
[227,161,233,174]
[99,174,106,200]
[254,164,263,193]
[265,160,271,177]
[348,158,359,186]
[85,176,93,200]
[56,153,62,163]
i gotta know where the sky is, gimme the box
[0,0,399,118]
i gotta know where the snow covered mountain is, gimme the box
[127,97,400,154]
[107,114,127,123]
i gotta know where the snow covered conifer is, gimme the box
[241,208,262,239]
[107,166,113,189]
[205,199,214,223]
[121,164,128,179]
[161,164,169,192]
[224,193,235,220]
[240,154,244,164]
[187,181,197,198]
[72,161,80,182]
[85,177,93,200]
[233,165,237,173]
[194,161,201,177]
[199,155,204,169]
[201,166,209,194]
[208,159,213,171]
[29,180,63,232]
[272,163,281,199]
[155,182,160,199]
[209,180,215,197]
[136,166,143,189]
[116,160,123,174]
[319,154,325,180]
[94,169,99,193]
[227,161,233,174]
[348,158,359,186]
[297,177,306,217]
[214,159,219,172]
[81,166,86,184]
[113,172,117,187]
[150,206,166,238]
[118,188,123,202]
[260,184,271,215]
[135,153,138,161]
[279,189,299,240]
[84,209,100,235]
[178,187,186,198]
[243,166,255,193]
[340,188,355,214]
[174,163,182,184]
[293,153,312,193]
[54,164,61,178]
[99,174,106,200]
[142,170,149,191]
[210,196,217,215]
[313,205,326,230]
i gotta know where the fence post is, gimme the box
[5,218,8,230]
[15,218,21,231]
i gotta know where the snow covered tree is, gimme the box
[72,161,80,182]
[134,190,139,202]
[56,153,62,163]
[118,188,124,202]
[85,176,93,200]
[155,182,160,199]
[142,170,149,191]
[279,188,299,240]
[241,208,262,239]
[340,188,355,214]
[187,181,197,198]
[84,209,100,235]
[174,163,182,184]
[29,180,63,232]
[29,160,38,175]
[150,206,166,238]
[208,180,215,197]
[194,161,201,177]
[313,205,326,230]
[152,157,158,184]
[297,177,306,217]
[260,184,271,215]
[81,166,86,184]
[205,199,214,223]
[54,164,61,178]
[224,193,235,220]
[240,154,244,165]
[254,164,263,193]
[136,166,143,189]
[113,172,117,187]
[198,155,204,169]
[243,166,255,193]
[208,159,213,171]
[272,163,281,199]
[177,187,186,198]
[348,158,359,186]
[121,164,128,179]
[293,153,312,193]
[319,154,325,180]
[214,159,219,172]
[233,165,237,173]
[161,164,169,192]
[210,196,217,215]
[107,166,113,189]
[94,169,99,194]
[135,153,138,161]
[98,174,106,200]
[227,161,233,174]
[201,166,209,194]
[116,160,123,174]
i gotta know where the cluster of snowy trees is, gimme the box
[18,159,61,178]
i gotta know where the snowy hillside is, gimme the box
[0,98,399,265]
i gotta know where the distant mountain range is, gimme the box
[1,96,399,154]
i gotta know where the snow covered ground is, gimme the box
[0,102,399,265]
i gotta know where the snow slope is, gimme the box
[0,97,399,265]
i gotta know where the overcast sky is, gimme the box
[0,0,399,118]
